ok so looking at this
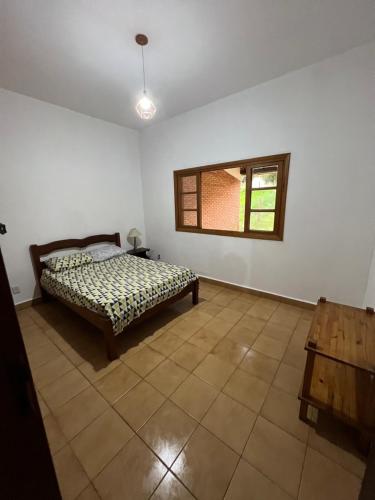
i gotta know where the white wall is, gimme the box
[0,89,145,304]
[364,248,375,308]
[140,42,375,306]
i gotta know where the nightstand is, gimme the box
[127,247,150,259]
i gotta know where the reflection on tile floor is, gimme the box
[18,281,366,499]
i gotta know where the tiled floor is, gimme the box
[18,281,366,500]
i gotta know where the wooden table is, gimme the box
[299,297,375,447]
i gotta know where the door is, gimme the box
[0,227,61,499]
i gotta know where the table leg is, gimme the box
[299,350,315,423]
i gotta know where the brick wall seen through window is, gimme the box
[174,153,290,241]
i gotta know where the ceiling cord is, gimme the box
[141,46,146,94]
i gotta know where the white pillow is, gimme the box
[88,245,126,262]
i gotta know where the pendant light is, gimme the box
[135,34,156,120]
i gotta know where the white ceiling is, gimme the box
[1,0,375,129]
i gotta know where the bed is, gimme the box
[30,233,199,360]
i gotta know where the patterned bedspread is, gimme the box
[41,254,197,335]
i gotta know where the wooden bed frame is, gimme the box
[30,233,199,360]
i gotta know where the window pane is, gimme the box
[183,211,197,226]
[249,212,275,231]
[252,167,277,188]
[182,193,197,209]
[201,167,246,231]
[182,175,196,192]
[251,189,276,209]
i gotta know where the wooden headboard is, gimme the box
[30,232,121,282]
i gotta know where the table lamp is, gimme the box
[128,228,141,250]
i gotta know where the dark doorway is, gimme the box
[0,236,61,499]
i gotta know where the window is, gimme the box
[174,153,290,240]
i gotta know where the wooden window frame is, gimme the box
[174,153,290,241]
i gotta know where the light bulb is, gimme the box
[136,94,156,120]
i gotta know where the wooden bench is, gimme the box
[299,297,375,451]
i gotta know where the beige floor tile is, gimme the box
[28,341,61,369]
[139,400,197,467]
[308,414,366,478]
[63,345,89,366]
[119,342,145,362]
[289,328,306,350]
[37,392,50,417]
[146,359,189,396]
[193,353,236,389]
[170,374,219,421]
[172,425,239,500]
[32,354,74,388]
[212,338,249,366]
[150,331,185,356]
[273,362,303,396]
[124,345,165,377]
[151,471,194,499]
[71,408,134,479]
[252,334,287,361]
[294,317,312,338]
[114,381,165,431]
[301,308,315,319]
[54,386,108,440]
[18,313,37,328]
[240,350,279,384]
[282,340,307,371]
[42,325,77,347]
[170,342,207,371]
[261,386,309,442]
[227,298,253,314]
[211,291,238,306]
[243,416,305,497]
[247,301,278,321]
[197,301,223,317]
[204,317,235,336]
[200,288,220,301]
[29,307,54,330]
[224,459,293,500]
[53,445,90,500]
[94,363,140,403]
[40,368,90,410]
[144,326,170,346]
[261,322,294,343]
[216,307,244,325]
[43,414,67,455]
[238,292,259,305]
[299,448,361,500]
[236,315,266,334]
[187,309,213,325]
[169,318,203,340]
[22,327,50,352]
[18,309,35,327]
[270,307,301,329]
[79,356,122,383]
[76,484,101,500]
[202,393,256,454]
[227,324,260,348]
[94,435,167,500]
[223,369,269,413]
[189,327,223,352]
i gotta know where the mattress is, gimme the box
[41,254,197,334]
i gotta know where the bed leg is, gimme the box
[192,279,199,305]
[104,327,118,361]
[40,289,51,302]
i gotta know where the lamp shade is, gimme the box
[128,228,141,238]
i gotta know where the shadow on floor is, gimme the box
[31,295,202,371]
[312,411,367,463]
